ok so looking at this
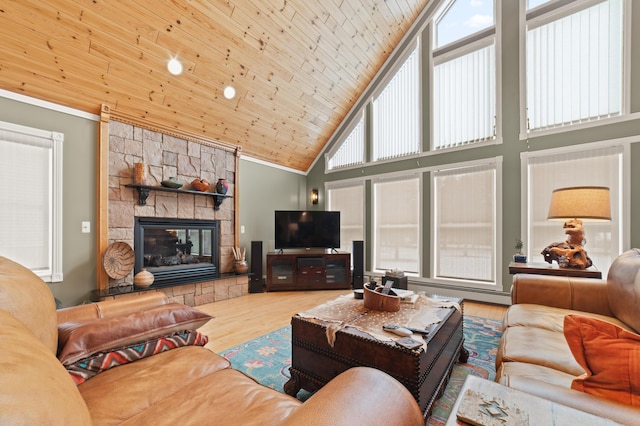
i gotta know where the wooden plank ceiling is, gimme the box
[0,0,429,171]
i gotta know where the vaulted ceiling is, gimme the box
[0,0,429,171]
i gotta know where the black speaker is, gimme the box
[249,241,265,293]
[352,240,364,289]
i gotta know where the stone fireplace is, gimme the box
[99,117,247,306]
[134,217,219,287]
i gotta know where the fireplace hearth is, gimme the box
[134,217,220,288]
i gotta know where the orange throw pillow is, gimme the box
[564,314,640,406]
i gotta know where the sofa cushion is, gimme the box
[497,326,585,376]
[564,314,640,406]
[117,369,301,425]
[58,303,212,365]
[78,345,232,423]
[0,309,92,425]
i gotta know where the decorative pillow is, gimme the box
[564,314,640,406]
[67,330,208,385]
[58,303,212,365]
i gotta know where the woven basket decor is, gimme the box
[102,242,135,279]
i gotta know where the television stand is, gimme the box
[266,252,351,291]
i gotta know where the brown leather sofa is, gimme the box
[496,248,640,425]
[0,256,424,425]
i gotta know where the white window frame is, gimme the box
[430,0,502,152]
[326,180,366,258]
[519,0,631,140]
[430,158,502,289]
[0,121,63,282]
[372,173,422,275]
[520,138,631,277]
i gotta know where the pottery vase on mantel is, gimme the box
[215,178,228,195]
[134,269,154,288]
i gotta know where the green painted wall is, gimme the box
[0,95,97,307]
[238,159,307,274]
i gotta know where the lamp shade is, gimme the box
[547,186,611,221]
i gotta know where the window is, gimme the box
[526,0,624,131]
[372,46,420,161]
[524,145,624,277]
[326,114,365,170]
[433,0,497,150]
[372,175,420,274]
[327,183,365,255]
[432,162,498,284]
[0,121,63,281]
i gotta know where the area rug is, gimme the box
[220,315,502,423]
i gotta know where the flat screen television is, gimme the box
[274,210,340,249]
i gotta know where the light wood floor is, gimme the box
[197,290,508,353]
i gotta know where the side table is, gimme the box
[508,261,602,279]
[446,375,619,425]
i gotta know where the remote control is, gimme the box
[382,324,413,337]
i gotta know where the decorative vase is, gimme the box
[215,178,228,195]
[161,177,183,189]
[134,269,154,288]
[133,162,147,185]
[233,260,248,274]
[191,178,210,192]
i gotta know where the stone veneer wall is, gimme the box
[105,120,246,306]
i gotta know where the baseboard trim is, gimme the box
[409,282,511,306]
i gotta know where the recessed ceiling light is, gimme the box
[223,85,236,99]
[167,58,183,75]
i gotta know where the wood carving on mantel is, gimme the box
[541,219,593,269]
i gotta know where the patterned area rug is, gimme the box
[220,315,502,422]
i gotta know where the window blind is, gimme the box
[433,42,496,149]
[372,47,420,161]
[526,0,623,130]
[433,163,496,283]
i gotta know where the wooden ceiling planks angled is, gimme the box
[0,0,429,171]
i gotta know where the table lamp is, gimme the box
[542,186,611,269]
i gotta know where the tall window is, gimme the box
[0,121,63,281]
[372,46,420,161]
[526,0,624,131]
[524,145,623,276]
[433,162,498,284]
[432,0,497,150]
[372,175,420,274]
[327,183,365,255]
[326,115,365,170]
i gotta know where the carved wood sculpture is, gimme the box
[541,219,593,269]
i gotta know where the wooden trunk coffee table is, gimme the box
[284,294,467,419]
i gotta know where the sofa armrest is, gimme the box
[280,367,424,426]
[511,274,613,316]
[505,375,640,425]
[57,292,169,324]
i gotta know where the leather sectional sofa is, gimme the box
[0,256,424,425]
[497,248,640,425]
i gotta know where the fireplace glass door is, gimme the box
[134,217,219,287]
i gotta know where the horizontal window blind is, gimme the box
[0,122,63,281]
[372,47,420,161]
[327,184,365,254]
[433,42,496,149]
[526,0,623,130]
[373,175,420,274]
[526,146,623,276]
[433,163,496,283]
